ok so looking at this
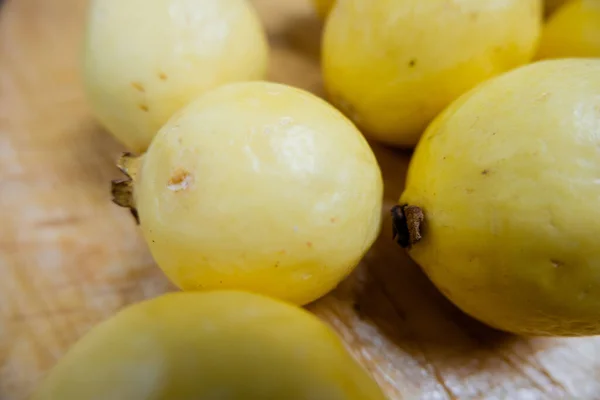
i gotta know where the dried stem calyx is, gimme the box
[391,204,424,249]
[111,152,141,224]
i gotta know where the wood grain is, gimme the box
[1,0,600,399]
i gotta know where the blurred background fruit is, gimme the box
[322,0,542,147]
[83,0,269,153]
[32,291,386,400]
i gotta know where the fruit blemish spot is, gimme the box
[139,104,149,112]
[159,72,168,80]
[167,169,193,192]
[551,259,564,268]
[279,116,293,126]
[131,82,145,92]
[409,59,416,67]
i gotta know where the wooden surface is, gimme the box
[2,0,600,399]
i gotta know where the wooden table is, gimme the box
[2,0,599,399]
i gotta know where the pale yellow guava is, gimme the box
[83,0,269,153]
[397,59,600,336]
[322,0,542,147]
[113,81,383,306]
[32,291,386,399]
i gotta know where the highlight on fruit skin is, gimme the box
[83,0,269,153]
[112,81,384,306]
[31,291,387,400]
[536,0,600,59]
[394,58,600,336]
[322,0,542,148]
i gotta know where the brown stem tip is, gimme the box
[111,152,140,224]
[391,204,424,249]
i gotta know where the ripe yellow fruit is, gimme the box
[396,59,600,336]
[112,81,383,306]
[312,0,335,19]
[322,0,542,147]
[83,0,269,153]
[31,291,386,400]
[537,0,600,59]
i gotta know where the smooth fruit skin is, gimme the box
[134,81,383,306]
[537,0,600,59]
[83,0,269,153]
[399,59,600,336]
[31,291,386,400]
[322,0,542,147]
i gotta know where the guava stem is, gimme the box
[111,152,141,224]
[116,152,141,181]
[391,204,424,249]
